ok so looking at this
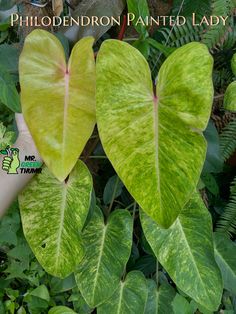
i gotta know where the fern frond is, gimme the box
[172,0,211,17]
[220,119,236,160]
[159,20,206,48]
[202,0,235,49]
[217,177,236,236]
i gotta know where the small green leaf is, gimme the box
[19,160,92,278]
[224,81,236,112]
[203,120,223,173]
[127,0,150,36]
[144,280,176,314]
[140,193,223,311]
[0,44,19,82]
[30,285,50,303]
[97,271,148,314]
[214,232,236,295]
[0,65,20,112]
[201,173,219,196]
[103,175,123,205]
[75,207,133,308]
[48,306,76,314]
[172,294,193,314]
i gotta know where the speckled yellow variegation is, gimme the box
[140,193,223,311]
[19,30,96,181]
[19,160,93,279]
[96,40,213,228]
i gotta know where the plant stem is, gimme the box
[156,260,159,287]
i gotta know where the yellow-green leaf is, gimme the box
[75,207,133,308]
[140,193,223,311]
[96,40,213,228]
[224,81,236,112]
[19,30,96,181]
[19,160,92,278]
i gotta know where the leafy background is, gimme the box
[0,0,236,313]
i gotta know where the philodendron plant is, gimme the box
[18,29,224,312]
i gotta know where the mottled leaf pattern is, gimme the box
[75,207,133,308]
[19,160,92,278]
[96,40,213,228]
[144,280,175,314]
[97,271,148,314]
[20,30,96,181]
[140,193,223,311]
[214,232,236,295]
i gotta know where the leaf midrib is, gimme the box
[92,225,107,301]
[177,219,207,294]
[55,184,68,270]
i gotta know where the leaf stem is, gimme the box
[156,260,159,287]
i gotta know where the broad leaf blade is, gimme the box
[19,30,96,181]
[224,81,236,112]
[231,53,236,76]
[144,280,175,314]
[96,40,213,228]
[19,160,92,278]
[75,207,133,308]
[140,193,223,311]
[214,232,236,295]
[97,271,148,314]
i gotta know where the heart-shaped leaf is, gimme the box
[19,160,92,278]
[224,81,236,112]
[96,40,213,228]
[144,280,176,314]
[19,30,96,181]
[140,193,223,311]
[97,271,148,314]
[214,232,236,295]
[75,207,133,308]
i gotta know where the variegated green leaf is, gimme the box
[144,280,175,314]
[19,30,96,181]
[214,232,236,295]
[19,160,92,279]
[96,40,213,228]
[75,207,133,308]
[224,81,236,112]
[140,193,223,311]
[97,271,148,314]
